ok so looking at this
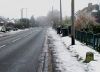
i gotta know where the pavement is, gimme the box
[0,28,47,72]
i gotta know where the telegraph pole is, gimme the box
[71,0,75,45]
[21,8,27,18]
[60,0,62,26]
[21,8,23,18]
[52,6,54,27]
[26,8,27,18]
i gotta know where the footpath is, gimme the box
[46,28,100,72]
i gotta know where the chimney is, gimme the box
[88,3,92,8]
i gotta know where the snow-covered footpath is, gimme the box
[48,28,100,72]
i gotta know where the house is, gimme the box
[0,17,7,32]
[76,3,100,23]
[0,17,15,32]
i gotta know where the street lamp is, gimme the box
[71,0,75,45]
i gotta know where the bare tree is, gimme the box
[75,13,95,31]
[47,10,60,28]
[30,16,36,27]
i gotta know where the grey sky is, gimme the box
[0,0,99,19]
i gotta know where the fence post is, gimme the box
[84,31,86,43]
[96,36,99,51]
[80,31,82,42]
[93,34,96,49]
[86,32,88,45]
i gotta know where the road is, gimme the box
[0,28,47,72]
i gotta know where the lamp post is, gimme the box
[71,0,75,45]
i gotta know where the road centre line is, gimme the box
[12,38,21,43]
[12,32,32,43]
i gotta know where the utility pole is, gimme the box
[99,3,100,10]
[60,0,62,26]
[26,8,27,18]
[21,8,27,19]
[71,0,75,45]
[52,6,53,18]
[21,8,23,19]
[52,6,54,27]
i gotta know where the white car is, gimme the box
[0,26,6,32]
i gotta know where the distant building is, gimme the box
[76,3,100,23]
[0,17,15,32]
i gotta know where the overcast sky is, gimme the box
[0,0,99,19]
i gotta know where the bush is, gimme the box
[93,25,100,33]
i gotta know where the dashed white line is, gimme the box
[12,38,21,43]
[23,34,31,37]
[0,45,6,48]
[24,35,28,37]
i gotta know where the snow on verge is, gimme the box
[0,29,29,37]
[48,28,100,72]
[62,34,100,72]
[8,29,25,34]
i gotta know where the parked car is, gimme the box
[0,26,6,32]
[13,28,18,31]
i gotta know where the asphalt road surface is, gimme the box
[0,28,47,72]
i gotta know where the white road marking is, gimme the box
[12,33,31,43]
[0,45,6,48]
[24,34,31,37]
[24,35,28,37]
[12,38,21,43]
